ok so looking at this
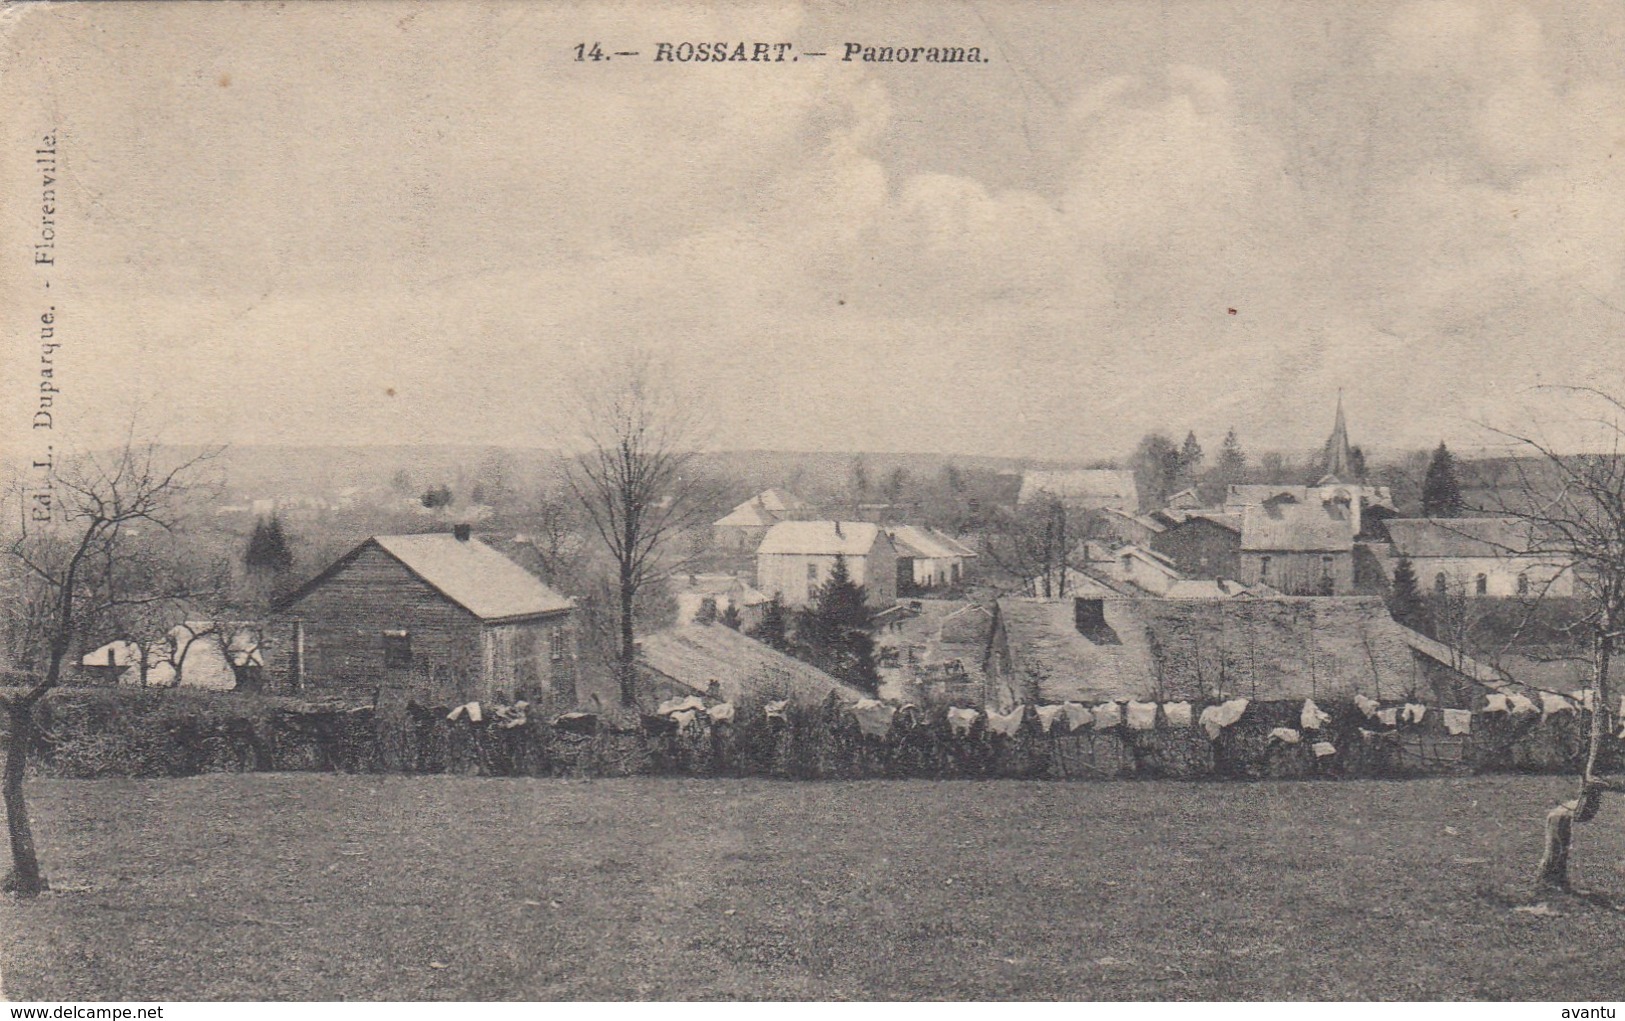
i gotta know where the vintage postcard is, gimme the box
[3,0,1625,1005]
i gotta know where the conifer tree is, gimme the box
[1421,442,1465,518]
[1387,556,1427,634]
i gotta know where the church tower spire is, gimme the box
[1322,389,1354,482]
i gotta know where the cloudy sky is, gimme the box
[4,1,1624,460]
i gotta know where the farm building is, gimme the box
[271,528,576,704]
[1383,518,1574,598]
[635,624,866,705]
[1098,507,1166,547]
[887,524,977,591]
[1017,470,1140,513]
[674,573,771,629]
[983,595,1503,710]
[712,488,812,551]
[755,520,898,608]
[1236,499,1356,595]
[1151,511,1243,580]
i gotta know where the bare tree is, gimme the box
[1,441,219,895]
[564,354,714,707]
[1477,387,1625,891]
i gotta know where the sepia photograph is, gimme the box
[3,0,1625,1004]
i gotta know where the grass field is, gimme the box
[5,774,1625,1000]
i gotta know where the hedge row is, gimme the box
[0,686,1612,781]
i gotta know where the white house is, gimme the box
[756,521,898,608]
[887,525,977,590]
[673,574,772,629]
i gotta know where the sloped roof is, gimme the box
[888,525,978,560]
[636,625,866,703]
[714,502,779,529]
[994,596,1497,704]
[1240,500,1354,552]
[1386,518,1539,559]
[1101,507,1167,534]
[754,488,811,514]
[286,534,573,621]
[1163,578,1264,599]
[1018,470,1139,508]
[758,520,889,557]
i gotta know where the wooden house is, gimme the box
[1236,499,1356,595]
[755,520,898,608]
[272,527,576,704]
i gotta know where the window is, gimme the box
[1518,573,1530,596]
[1259,556,1271,580]
[1434,573,1447,595]
[807,562,819,582]
[1475,573,1488,596]
[382,630,412,669]
[1321,555,1334,577]
[549,627,566,661]
[1122,554,1134,573]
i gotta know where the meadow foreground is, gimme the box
[4,773,1625,1000]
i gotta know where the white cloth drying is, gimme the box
[1403,703,1428,725]
[1484,693,1511,713]
[659,696,706,716]
[1354,694,1380,718]
[1035,705,1066,733]
[1375,708,1398,727]
[1301,699,1331,731]
[1442,708,1473,735]
[1313,741,1337,758]
[1508,693,1537,715]
[1268,727,1301,745]
[1092,702,1123,729]
[986,705,1025,736]
[670,709,700,733]
[947,706,979,735]
[1199,698,1249,739]
[1126,701,1158,731]
[707,702,735,724]
[1540,691,1576,716]
[1063,702,1094,731]
[1162,702,1193,728]
[852,699,896,737]
[764,699,790,721]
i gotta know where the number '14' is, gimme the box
[574,43,605,61]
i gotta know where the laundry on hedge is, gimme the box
[1313,741,1337,758]
[1403,703,1428,725]
[1162,701,1193,728]
[707,702,736,724]
[947,706,979,735]
[446,701,483,723]
[852,699,895,737]
[1442,708,1472,735]
[1268,727,1301,745]
[1126,701,1158,731]
[1508,693,1537,715]
[1355,695,1380,718]
[1375,708,1398,727]
[1035,704,1065,733]
[1199,698,1249,739]
[1063,702,1094,731]
[1092,701,1123,730]
[764,699,790,721]
[987,705,1025,736]
[659,696,706,716]
[670,709,700,733]
[1301,699,1331,730]
[1540,691,1576,716]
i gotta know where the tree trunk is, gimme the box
[617,570,637,708]
[3,698,48,896]
[1535,631,1613,891]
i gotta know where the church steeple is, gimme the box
[1322,390,1354,482]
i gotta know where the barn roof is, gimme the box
[282,533,573,622]
[636,624,866,703]
[887,525,977,560]
[758,520,888,557]
[1018,470,1139,508]
[992,596,1500,704]
[1386,518,1539,559]
[1240,500,1354,552]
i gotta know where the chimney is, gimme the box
[834,521,844,538]
[453,523,472,542]
[1073,597,1106,633]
